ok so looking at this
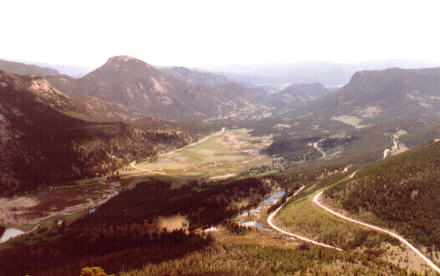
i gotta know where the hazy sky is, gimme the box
[2,0,440,67]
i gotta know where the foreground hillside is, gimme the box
[325,140,440,251]
[0,71,214,195]
[0,169,406,276]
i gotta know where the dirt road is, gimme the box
[266,186,342,251]
[313,191,440,274]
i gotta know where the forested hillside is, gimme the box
[325,140,440,249]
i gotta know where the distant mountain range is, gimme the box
[46,56,270,121]
[3,56,440,127]
[204,60,440,87]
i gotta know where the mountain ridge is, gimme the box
[47,55,270,121]
[0,59,59,76]
[282,67,440,131]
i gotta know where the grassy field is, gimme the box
[133,128,274,178]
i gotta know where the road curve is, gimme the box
[314,191,440,274]
[267,186,343,251]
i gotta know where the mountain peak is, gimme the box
[105,55,153,68]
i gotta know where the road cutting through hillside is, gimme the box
[267,186,343,251]
[313,191,440,274]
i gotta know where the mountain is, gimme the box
[283,67,440,132]
[0,70,214,195]
[0,59,59,76]
[47,56,270,121]
[325,139,440,251]
[158,66,230,86]
[268,83,330,113]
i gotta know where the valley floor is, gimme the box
[127,128,274,179]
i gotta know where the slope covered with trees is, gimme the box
[325,140,440,250]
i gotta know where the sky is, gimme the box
[2,0,440,68]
